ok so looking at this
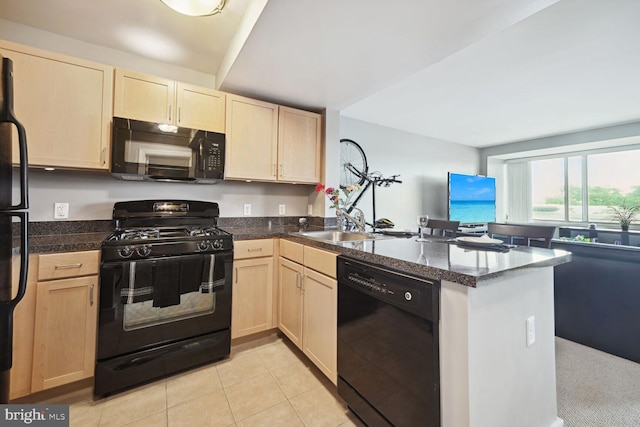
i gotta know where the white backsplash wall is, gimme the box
[19,169,313,221]
[340,117,480,231]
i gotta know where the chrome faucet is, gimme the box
[341,207,366,233]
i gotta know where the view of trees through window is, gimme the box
[530,148,640,223]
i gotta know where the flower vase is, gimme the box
[621,224,629,231]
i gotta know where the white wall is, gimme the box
[340,117,480,230]
[18,169,312,221]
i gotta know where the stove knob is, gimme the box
[198,240,210,251]
[212,239,223,250]
[119,246,133,258]
[137,245,151,257]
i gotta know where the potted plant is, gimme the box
[608,202,640,231]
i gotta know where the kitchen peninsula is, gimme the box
[280,234,571,427]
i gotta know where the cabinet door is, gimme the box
[114,68,175,124]
[232,257,274,339]
[303,267,337,384]
[31,276,98,392]
[10,255,38,400]
[225,94,278,181]
[278,257,304,348]
[277,106,322,183]
[176,83,225,133]
[1,41,113,170]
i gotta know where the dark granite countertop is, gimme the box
[227,226,571,288]
[18,222,571,288]
[14,232,109,255]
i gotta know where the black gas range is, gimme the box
[101,200,233,261]
[95,200,234,397]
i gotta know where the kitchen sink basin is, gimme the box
[291,230,392,243]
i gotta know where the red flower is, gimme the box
[315,183,325,193]
[325,187,335,195]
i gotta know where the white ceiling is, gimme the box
[1,0,639,148]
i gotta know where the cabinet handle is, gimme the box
[168,105,172,121]
[101,147,107,165]
[90,284,95,305]
[235,267,238,283]
[247,248,262,253]
[178,107,181,123]
[295,272,300,289]
[54,263,83,270]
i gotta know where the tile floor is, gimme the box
[66,333,364,427]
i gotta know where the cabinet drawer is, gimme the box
[279,239,304,264]
[234,239,274,259]
[303,246,338,279]
[37,250,100,281]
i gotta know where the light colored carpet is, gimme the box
[556,337,640,426]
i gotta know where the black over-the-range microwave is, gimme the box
[111,117,225,184]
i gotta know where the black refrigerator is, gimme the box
[0,55,30,403]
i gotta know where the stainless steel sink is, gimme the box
[291,230,391,243]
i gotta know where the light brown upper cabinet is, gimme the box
[114,68,225,133]
[225,94,279,181]
[277,106,322,183]
[225,94,322,184]
[0,40,113,170]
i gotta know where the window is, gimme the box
[531,158,565,221]
[511,147,640,224]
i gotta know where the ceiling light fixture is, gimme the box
[160,0,226,17]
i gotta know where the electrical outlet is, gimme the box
[54,202,69,219]
[279,204,286,215]
[526,316,536,347]
[308,204,313,215]
[243,204,252,216]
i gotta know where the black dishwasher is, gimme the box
[337,256,440,427]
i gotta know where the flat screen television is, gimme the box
[448,172,496,225]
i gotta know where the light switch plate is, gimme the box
[243,204,251,216]
[279,204,285,215]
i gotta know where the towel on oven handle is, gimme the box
[200,254,226,293]
[152,258,182,307]
[120,260,154,304]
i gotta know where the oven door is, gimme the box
[97,252,232,360]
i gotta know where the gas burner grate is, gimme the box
[188,226,227,237]
[118,228,161,241]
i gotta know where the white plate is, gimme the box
[456,235,504,245]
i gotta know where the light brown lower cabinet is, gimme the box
[231,239,277,339]
[31,275,98,392]
[9,250,99,398]
[278,240,338,384]
[278,258,304,348]
[301,267,337,383]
